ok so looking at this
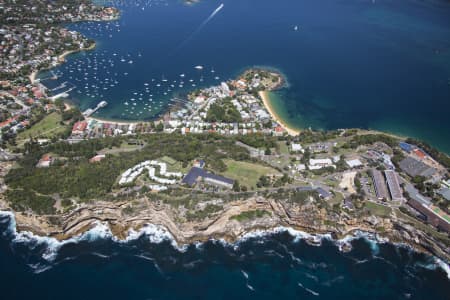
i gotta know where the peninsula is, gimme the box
[0,0,449,268]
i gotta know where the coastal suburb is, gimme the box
[1,0,450,267]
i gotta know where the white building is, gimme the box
[346,159,363,168]
[291,143,303,152]
[119,160,183,187]
[309,158,334,170]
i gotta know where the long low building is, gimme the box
[371,169,389,200]
[182,167,234,189]
[384,170,403,201]
[407,199,450,233]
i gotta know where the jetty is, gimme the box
[83,101,108,117]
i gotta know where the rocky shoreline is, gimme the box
[1,195,449,264]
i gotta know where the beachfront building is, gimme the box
[72,121,87,135]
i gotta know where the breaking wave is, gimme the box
[0,210,449,280]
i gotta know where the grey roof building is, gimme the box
[371,169,389,200]
[182,167,234,189]
[438,187,450,201]
[296,186,332,199]
[399,157,436,178]
[384,170,403,201]
[316,187,332,199]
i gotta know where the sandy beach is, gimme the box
[28,44,97,85]
[29,71,38,84]
[85,116,161,126]
[259,91,300,136]
[59,43,96,63]
[85,116,139,126]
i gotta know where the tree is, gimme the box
[233,180,240,192]
[257,175,270,188]
[155,122,164,132]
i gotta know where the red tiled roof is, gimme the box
[413,149,426,159]
[0,116,18,128]
[41,154,52,161]
[89,154,106,163]
[72,121,87,132]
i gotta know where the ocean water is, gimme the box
[0,212,449,299]
[38,0,450,153]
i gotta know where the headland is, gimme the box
[1,0,449,273]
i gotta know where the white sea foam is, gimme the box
[241,269,249,279]
[433,258,450,280]
[118,224,171,244]
[29,263,53,274]
[13,221,112,261]
[298,282,320,296]
[321,275,345,287]
[0,211,180,262]
[1,211,449,280]
[91,252,111,259]
[304,272,319,283]
[0,211,16,234]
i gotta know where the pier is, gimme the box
[83,101,108,117]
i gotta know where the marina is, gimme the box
[1,1,450,299]
[36,0,450,152]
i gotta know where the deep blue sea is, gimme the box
[38,0,450,153]
[1,212,449,300]
[14,1,450,298]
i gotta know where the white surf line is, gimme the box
[298,282,320,296]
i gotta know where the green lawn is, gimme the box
[17,112,66,142]
[277,141,290,155]
[159,156,190,173]
[329,191,344,205]
[432,206,450,223]
[324,178,338,188]
[99,141,145,156]
[221,159,280,189]
[364,201,392,217]
[160,156,178,166]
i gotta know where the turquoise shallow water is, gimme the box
[40,0,450,152]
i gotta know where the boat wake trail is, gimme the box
[199,3,224,29]
[170,3,224,55]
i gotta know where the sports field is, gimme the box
[222,159,280,189]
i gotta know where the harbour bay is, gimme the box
[39,0,450,152]
[3,1,450,299]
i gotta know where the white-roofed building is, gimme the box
[309,158,334,170]
[291,143,303,152]
[346,159,363,168]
